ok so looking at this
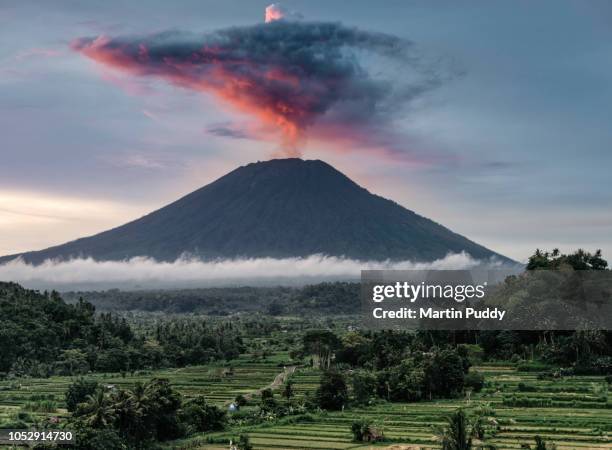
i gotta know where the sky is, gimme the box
[1,0,611,263]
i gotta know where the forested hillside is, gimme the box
[0,282,243,377]
[63,282,360,315]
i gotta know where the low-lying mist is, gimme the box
[0,253,515,291]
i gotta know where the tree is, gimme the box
[302,330,341,370]
[179,396,226,433]
[113,378,184,443]
[235,394,247,407]
[351,370,377,405]
[464,372,485,393]
[351,419,384,442]
[370,331,414,370]
[387,359,426,402]
[351,419,371,441]
[435,410,472,450]
[260,388,276,412]
[56,349,90,375]
[336,332,371,367]
[114,381,152,443]
[435,409,498,450]
[237,433,253,450]
[316,371,348,410]
[571,330,607,363]
[137,378,183,441]
[527,248,608,271]
[423,349,467,399]
[266,300,284,316]
[76,389,117,429]
[72,426,126,450]
[528,436,557,450]
[95,348,128,373]
[125,382,150,418]
[66,378,99,413]
[73,378,185,445]
[282,380,294,399]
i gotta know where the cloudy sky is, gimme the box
[1,0,611,262]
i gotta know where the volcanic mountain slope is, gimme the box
[0,159,511,264]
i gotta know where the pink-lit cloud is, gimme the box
[72,20,449,162]
[264,3,302,23]
[265,4,285,23]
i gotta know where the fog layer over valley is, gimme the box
[0,252,512,291]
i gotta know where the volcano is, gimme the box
[0,159,510,264]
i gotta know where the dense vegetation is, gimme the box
[0,283,244,377]
[63,282,360,315]
[65,377,227,449]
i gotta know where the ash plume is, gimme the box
[73,19,449,159]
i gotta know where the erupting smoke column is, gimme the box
[73,8,447,158]
[265,4,286,23]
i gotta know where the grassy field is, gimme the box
[1,360,610,449]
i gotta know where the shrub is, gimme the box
[282,380,294,399]
[532,435,557,450]
[351,420,370,441]
[458,344,484,364]
[351,370,377,405]
[65,378,99,413]
[0,420,28,429]
[351,419,384,442]
[260,388,277,412]
[316,371,348,411]
[23,400,57,413]
[464,371,485,393]
[28,393,55,401]
[179,396,226,433]
[235,394,247,406]
[574,357,612,375]
[423,349,468,397]
[73,427,126,450]
[12,411,33,422]
[237,434,252,450]
[517,382,537,392]
[517,362,552,372]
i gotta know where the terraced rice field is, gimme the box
[1,361,610,449]
[0,353,290,426]
[289,368,321,398]
[175,365,611,450]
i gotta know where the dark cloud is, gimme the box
[73,20,448,158]
[206,124,251,140]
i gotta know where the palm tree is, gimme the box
[530,436,557,450]
[126,382,151,417]
[434,410,497,450]
[437,410,472,450]
[80,389,116,429]
[114,381,154,442]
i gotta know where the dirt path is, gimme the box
[227,365,297,405]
